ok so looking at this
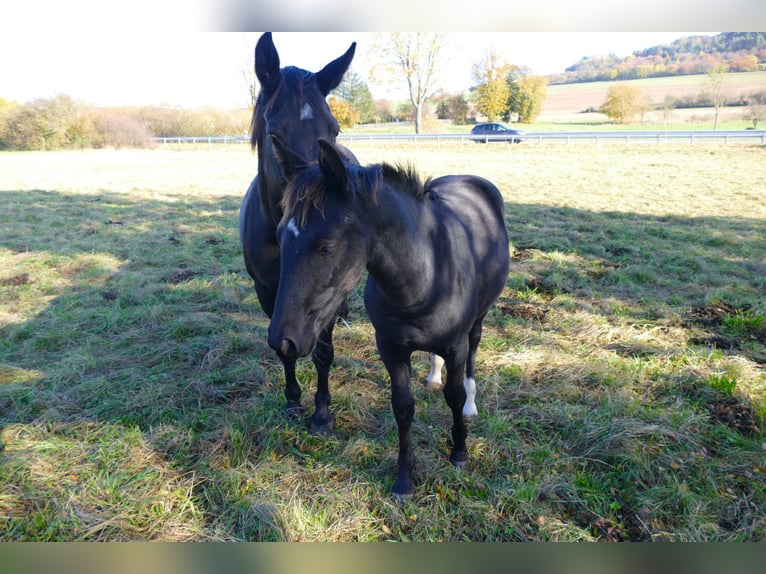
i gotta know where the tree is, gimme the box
[507,68,548,123]
[744,90,766,129]
[328,96,360,129]
[599,84,649,124]
[1,94,87,150]
[333,69,376,124]
[369,33,447,134]
[471,48,511,122]
[705,65,729,130]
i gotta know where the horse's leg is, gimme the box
[426,354,444,390]
[281,356,305,417]
[253,280,305,418]
[462,317,485,419]
[379,342,415,498]
[442,341,470,468]
[309,320,336,435]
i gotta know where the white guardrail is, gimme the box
[153,130,766,145]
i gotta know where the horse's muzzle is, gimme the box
[268,333,299,360]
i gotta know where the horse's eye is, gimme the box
[318,242,336,257]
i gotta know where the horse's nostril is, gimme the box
[278,338,298,360]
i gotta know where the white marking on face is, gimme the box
[463,377,478,418]
[300,103,314,120]
[287,217,300,239]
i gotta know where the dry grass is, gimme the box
[1,143,764,541]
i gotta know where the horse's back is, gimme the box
[428,174,510,313]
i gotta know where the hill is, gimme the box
[548,32,766,85]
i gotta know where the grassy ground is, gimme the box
[1,143,765,541]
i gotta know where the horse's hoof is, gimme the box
[425,379,442,392]
[392,479,414,501]
[391,490,413,504]
[309,416,335,436]
[284,402,306,419]
[449,450,470,469]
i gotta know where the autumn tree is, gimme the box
[472,47,511,122]
[369,33,447,133]
[507,67,548,123]
[599,84,650,124]
[333,69,375,124]
[328,96,360,129]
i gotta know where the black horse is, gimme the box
[239,33,356,433]
[268,138,511,497]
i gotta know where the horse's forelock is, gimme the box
[281,166,327,228]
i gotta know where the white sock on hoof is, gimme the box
[463,377,478,417]
[426,354,444,390]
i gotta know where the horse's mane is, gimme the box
[281,161,428,228]
[250,67,340,151]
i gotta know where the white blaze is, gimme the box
[300,103,314,120]
[287,217,300,239]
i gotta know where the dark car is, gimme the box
[470,122,527,143]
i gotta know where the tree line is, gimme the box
[0,96,250,151]
[550,32,766,84]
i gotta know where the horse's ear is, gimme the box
[270,134,308,180]
[318,139,349,196]
[255,32,281,92]
[316,42,356,95]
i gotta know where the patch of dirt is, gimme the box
[0,273,30,286]
[511,247,535,261]
[687,301,766,361]
[165,270,198,284]
[496,302,548,321]
[688,301,739,326]
[524,277,565,299]
[706,395,760,436]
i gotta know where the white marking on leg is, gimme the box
[426,354,444,390]
[300,103,314,120]
[463,377,478,418]
[287,217,300,239]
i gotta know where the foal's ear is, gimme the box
[255,32,281,92]
[270,134,308,180]
[318,139,349,195]
[316,42,356,95]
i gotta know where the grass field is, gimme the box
[1,142,765,541]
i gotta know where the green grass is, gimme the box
[1,144,765,541]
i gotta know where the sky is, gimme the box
[0,32,720,109]
[2,0,763,109]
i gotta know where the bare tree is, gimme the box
[705,65,728,130]
[369,33,447,134]
[240,34,259,109]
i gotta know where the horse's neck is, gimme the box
[365,190,435,309]
[257,149,285,225]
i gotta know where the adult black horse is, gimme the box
[268,138,511,497]
[239,33,356,433]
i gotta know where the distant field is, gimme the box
[1,145,764,541]
[539,71,766,125]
